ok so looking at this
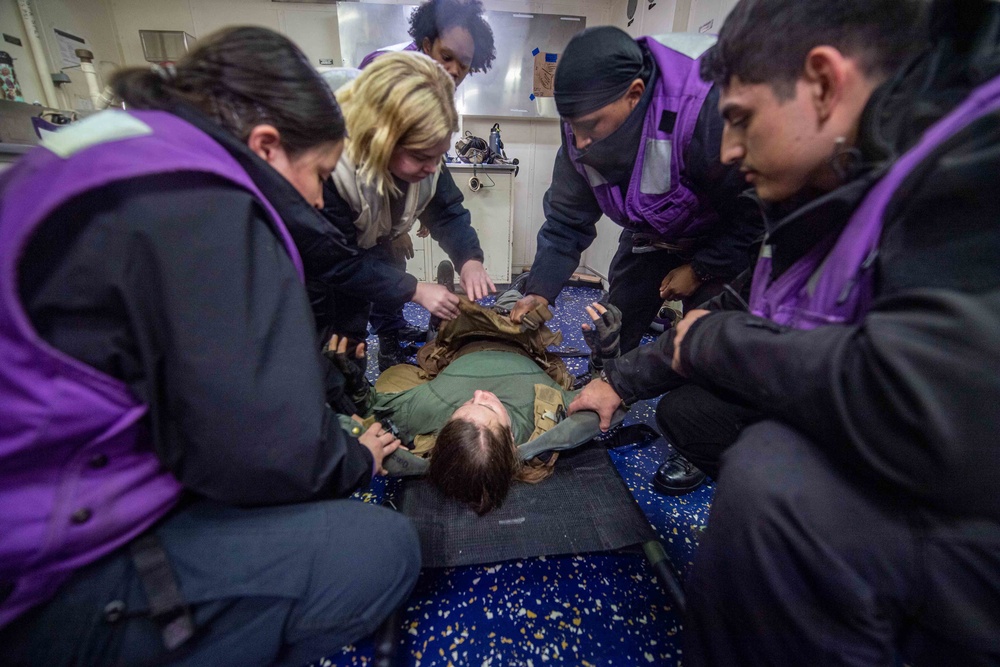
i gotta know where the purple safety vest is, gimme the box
[748,73,1000,330]
[0,110,304,627]
[564,36,717,240]
[359,41,420,70]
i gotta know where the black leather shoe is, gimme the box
[652,452,706,496]
[396,325,428,342]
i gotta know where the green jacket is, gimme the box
[374,351,577,445]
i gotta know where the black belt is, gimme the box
[630,232,698,256]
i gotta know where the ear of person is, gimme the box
[804,46,849,123]
[246,125,286,164]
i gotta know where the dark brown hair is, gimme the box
[429,418,520,515]
[700,0,926,99]
[110,26,345,156]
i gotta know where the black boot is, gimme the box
[428,261,456,342]
[437,260,455,293]
[509,270,530,295]
[377,332,409,372]
[396,324,428,342]
[652,451,707,496]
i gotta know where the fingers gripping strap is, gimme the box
[520,304,554,331]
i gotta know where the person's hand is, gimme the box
[391,233,415,261]
[358,423,401,476]
[324,334,370,408]
[671,309,711,375]
[660,264,703,300]
[568,378,624,431]
[509,294,549,324]
[326,333,365,363]
[416,223,430,238]
[459,260,495,301]
[582,302,622,361]
[413,282,461,320]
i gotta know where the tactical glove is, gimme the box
[324,339,373,414]
[583,302,622,364]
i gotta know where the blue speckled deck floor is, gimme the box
[317,286,713,667]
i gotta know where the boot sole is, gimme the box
[652,475,706,496]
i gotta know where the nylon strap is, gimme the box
[129,533,195,651]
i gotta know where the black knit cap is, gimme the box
[554,26,644,118]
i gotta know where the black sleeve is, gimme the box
[524,142,605,304]
[309,179,363,330]
[282,188,360,340]
[602,330,687,404]
[600,268,752,404]
[420,166,485,270]
[315,178,418,328]
[21,174,374,506]
[699,268,753,312]
[684,86,765,281]
[676,117,1000,513]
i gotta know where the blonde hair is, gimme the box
[337,51,458,196]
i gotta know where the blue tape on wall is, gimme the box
[531,47,540,56]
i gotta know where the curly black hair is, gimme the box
[408,0,496,74]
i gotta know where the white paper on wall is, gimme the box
[54,28,87,69]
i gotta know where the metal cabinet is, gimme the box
[406,163,515,285]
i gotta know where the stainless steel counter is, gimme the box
[445,162,518,172]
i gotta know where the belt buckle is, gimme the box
[631,235,663,254]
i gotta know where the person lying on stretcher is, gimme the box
[327,291,623,514]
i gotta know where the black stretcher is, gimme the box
[373,419,687,667]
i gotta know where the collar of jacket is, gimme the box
[329,149,441,250]
[757,175,878,279]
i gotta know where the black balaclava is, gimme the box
[555,26,645,119]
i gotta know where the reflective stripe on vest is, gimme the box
[564,35,718,240]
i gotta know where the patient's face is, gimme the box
[451,390,512,431]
